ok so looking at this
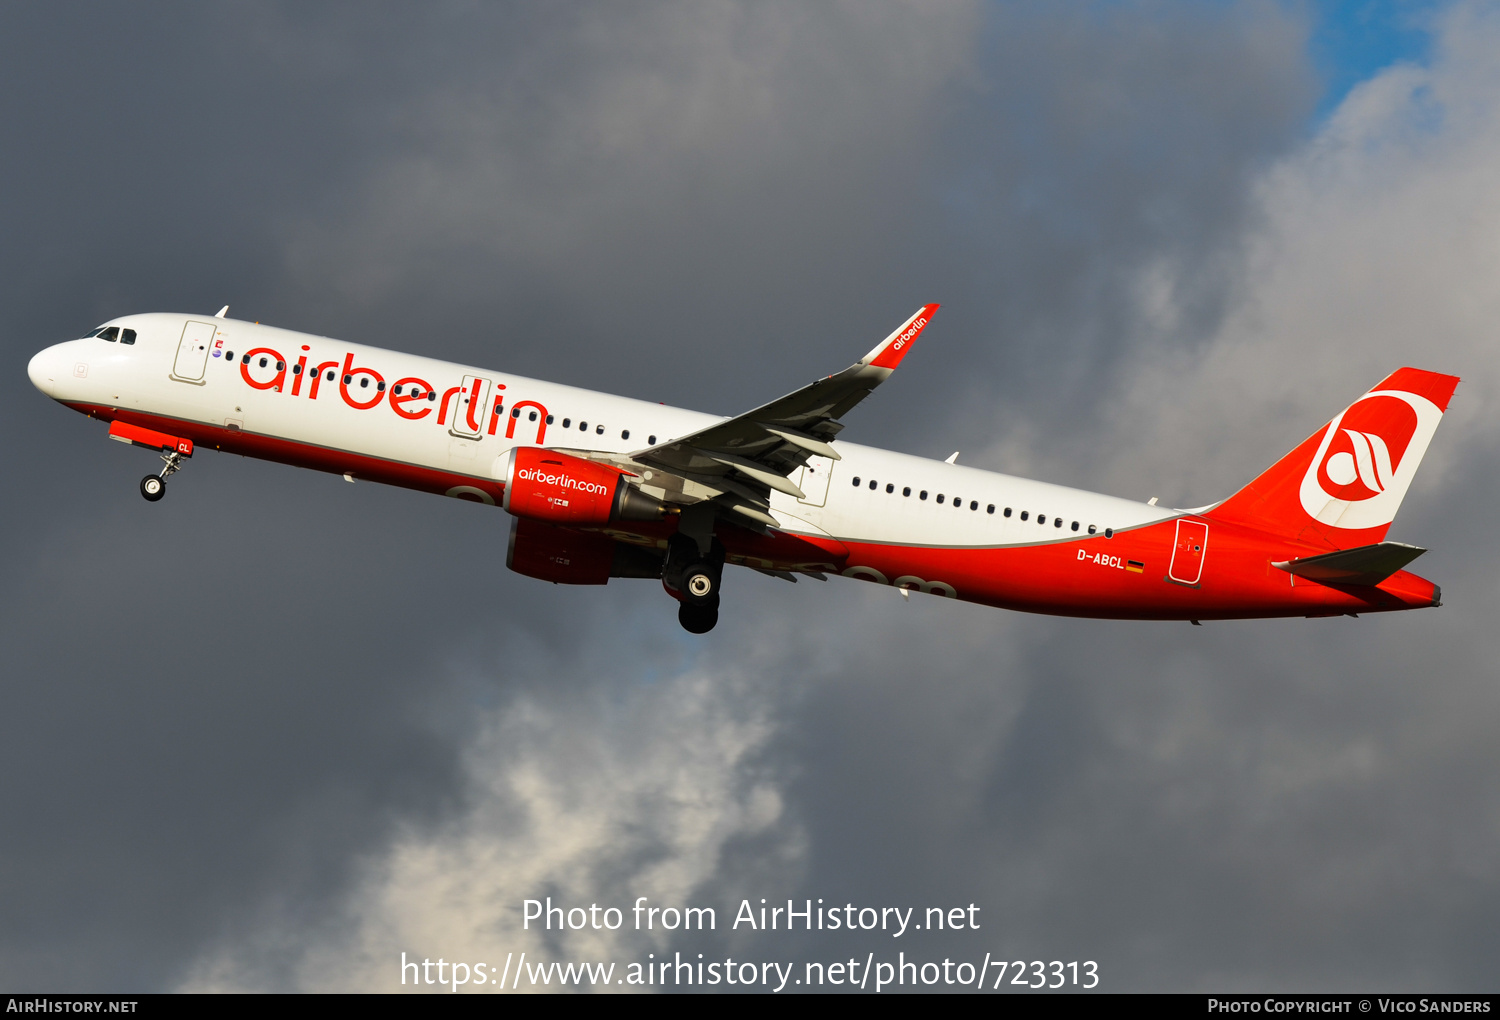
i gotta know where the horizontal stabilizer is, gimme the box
[1272,541,1426,586]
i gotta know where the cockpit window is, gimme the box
[120,328,136,345]
[93,326,119,341]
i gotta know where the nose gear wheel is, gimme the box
[139,449,187,502]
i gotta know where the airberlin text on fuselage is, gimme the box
[232,344,539,439]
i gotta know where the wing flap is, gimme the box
[759,425,842,461]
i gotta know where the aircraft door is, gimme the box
[795,456,834,507]
[450,375,493,439]
[171,320,217,383]
[1167,519,1209,586]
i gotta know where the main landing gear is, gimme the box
[664,533,725,634]
[140,449,187,502]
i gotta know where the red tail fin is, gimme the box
[1206,368,1459,550]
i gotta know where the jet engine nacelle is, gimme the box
[507,517,665,585]
[502,447,665,525]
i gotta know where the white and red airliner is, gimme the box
[29,305,1456,632]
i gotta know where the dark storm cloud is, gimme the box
[10,0,1492,995]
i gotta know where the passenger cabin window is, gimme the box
[869,480,877,490]
[970,501,978,511]
[1071,521,1079,531]
[920,490,928,500]
[1004,507,1012,517]
[852,477,861,486]
[1038,515,1046,525]
[546,415,555,424]
[1087,525,1097,534]
[622,430,630,440]
[596,424,604,434]
[936,494,945,504]
[1020,511,1028,521]
[903,487,911,497]
[886,483,894,493]
[1105,528,1113,538]
[562,418,571,428]
[648,435,657,445]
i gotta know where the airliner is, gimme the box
[28,306,1456,633]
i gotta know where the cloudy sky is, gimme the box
[3,0,1497,993]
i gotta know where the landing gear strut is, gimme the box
[140,449,187,502]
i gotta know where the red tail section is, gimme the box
[1206,368,1459,550]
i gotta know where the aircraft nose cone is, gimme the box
[28,347,57,396]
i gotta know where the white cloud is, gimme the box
[179,662,796,992]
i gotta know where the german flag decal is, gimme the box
[1126,560,1145,574]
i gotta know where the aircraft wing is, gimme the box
[629,304,938,527]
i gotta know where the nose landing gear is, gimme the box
[140,449,187,502]
[108,421,194,503]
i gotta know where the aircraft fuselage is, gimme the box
[29,312,1447,627]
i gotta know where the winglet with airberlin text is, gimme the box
[861,304,939,371]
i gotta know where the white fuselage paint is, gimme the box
[29,314,1177,550]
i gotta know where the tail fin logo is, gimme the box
[1322,430,1389,495]
[1300,390,1441,530]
